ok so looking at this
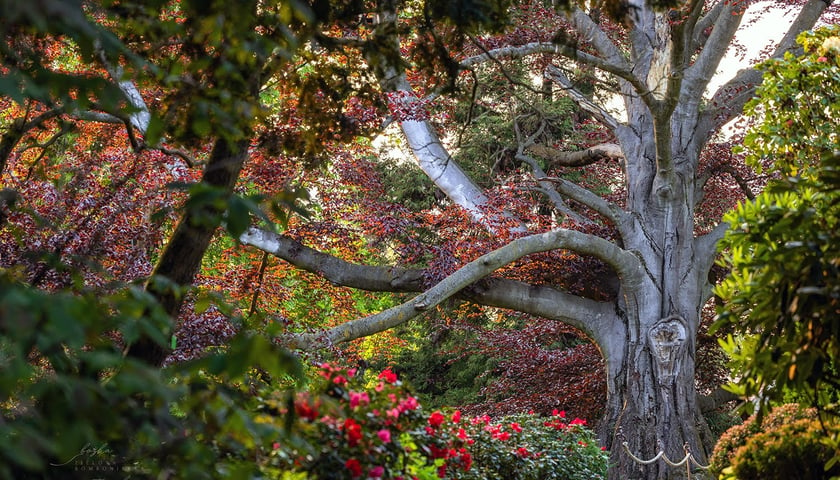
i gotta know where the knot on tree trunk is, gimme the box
[648,315,687,385]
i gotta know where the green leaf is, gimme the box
[144,113,166,146]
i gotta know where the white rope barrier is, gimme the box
[622,441,711,479]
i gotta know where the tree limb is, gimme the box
[238,227,424,292]
[271,228,633,349]
[545,65,621,131]
[0,108,63,175]
[513,117,591,224]
[527,142,623,167]
[682,0,744,110]
[690,0,724,53]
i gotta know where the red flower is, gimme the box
[369,465,385,478]
[516,447,530,457]
[378,368,398,383]
[570,418,587,426]
[345,458,363,478]
[459,450,473,471]
[451,410,461,423]
[428,411,445,429]
[510,422,522,432]
[344,418,363,447]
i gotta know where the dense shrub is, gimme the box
[730,418,840,480]
[268,364,609,479]
[709,403,820,478]
[0,273,302,479]
[425,410,608,480]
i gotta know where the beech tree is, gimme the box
[235,2,837,479]
[2,2,838,480]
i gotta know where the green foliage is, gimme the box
[710,404,816,477]
[386,324,498,409]
[738,26,840,178]
[0,271,302,479]
[714,26,840,416]
[0,0,133,111]
[729,418,840,480]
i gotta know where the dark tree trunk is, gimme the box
[126,137,249,366]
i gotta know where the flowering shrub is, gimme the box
[263,364,427,479]
[423,409,608,480]
[263,364,608,479]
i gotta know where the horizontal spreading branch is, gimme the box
[240,227,633,349]
[527,142,623,167]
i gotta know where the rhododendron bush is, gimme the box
[263,365,607,479]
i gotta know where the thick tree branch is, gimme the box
[238,227,424,292]
[238,228,615,335]
[96,43,151,133]
[276,229,632,349]
[690,1,725,52]
[568,8,627,69]
[545,65,620,131]
[371,8,524,234]
[527,142,623,167]
[682,0,744,110]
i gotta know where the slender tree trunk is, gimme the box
[127,136,249,366]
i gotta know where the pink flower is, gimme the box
[333,375,347,385]
[369,466,385,478]
[272,442,280,450]
[399,396,419,411]
[818,56,829,62]
[345,458,362,478]
[377,429,391,443]
[349,391,370,409]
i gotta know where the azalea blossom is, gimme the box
[378,368,398,383]
[428,411,445,429]
[345,458,362,478]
